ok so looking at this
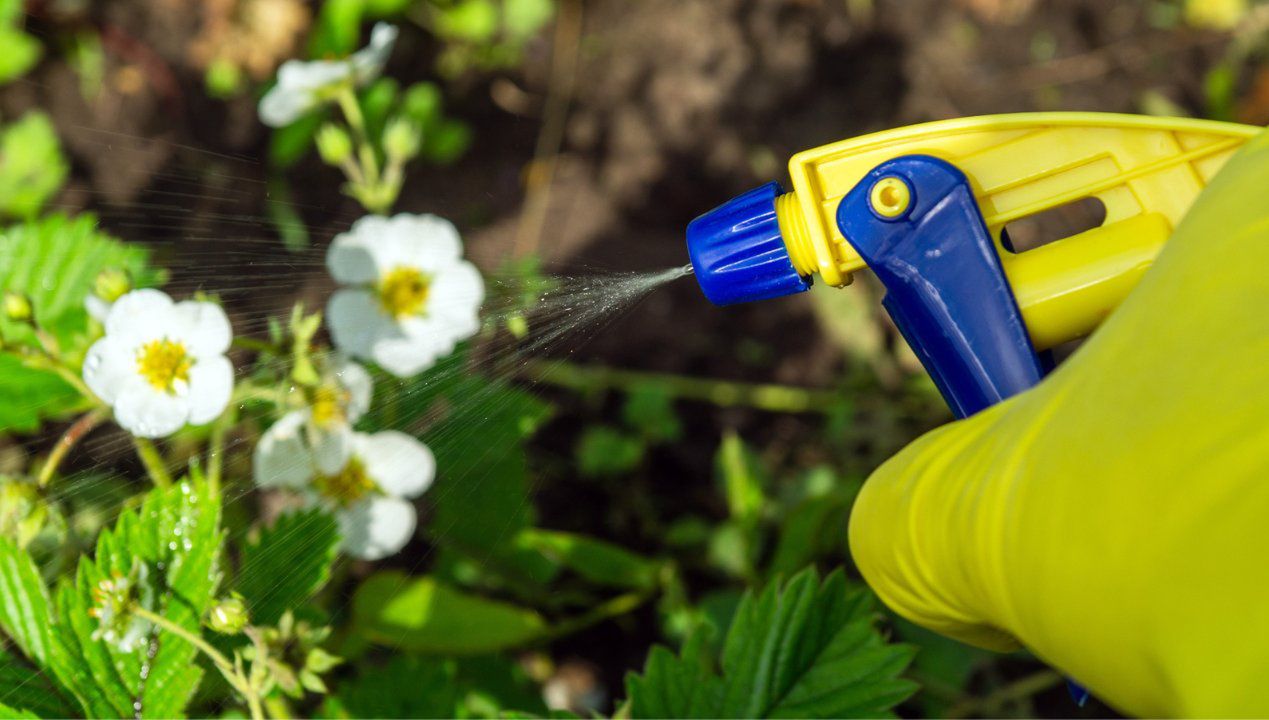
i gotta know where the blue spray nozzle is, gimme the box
[686,181,811,306]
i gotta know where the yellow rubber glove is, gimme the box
[849,126,1269,717]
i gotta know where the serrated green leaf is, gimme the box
[46,476,222,718]
[0,537,52,665]
[0,649,77,718]
[515,528,659,590]
[0,113,66,218]
[363,352,552,578]
[626,569,917,719]
[325,654,458,718]
[236,508,339,626]
[0,214,157,353]
[352,571,546,654]
[0,700,39,719]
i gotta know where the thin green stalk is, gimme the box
[521,359,843,414]
[38,407,109,487]
[132,437,173,488]
[945,670,1062,718]
[543,590,651,642]
[131,607,265,720]
[207,415,227,495]
[231,337,285,356]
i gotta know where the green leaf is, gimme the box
[364,353,551,577]
[0,537,52,665]
[325,654,459,718]
[363,0,413,18]
[0,700,38,719]
[621,384,682,442]
[359,77,399,142]
[0,354,84,435]
[0,214,156,352]
[352,571,546,654]
[0,27,40,85]
[46,476,222,718]
[236,508,339,626]
[0,112,62,218]
[503,0,555,39]
[626,569,917,718]
[436,0,500,41]
[715,433,766,526]
[400,82,443,133]
[768,491,854,576]
[268,111,324,167]
[421,118,471,164]
[309,0,366,56]
[515,528,660,590]
[575,426,644,477]
[0,648,77,718]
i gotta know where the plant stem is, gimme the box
[945,670,1063,718]
[232,337,285,356]
[207,416,227,495]
[37,407,109,487]
[131,606,265,720]
[544,590,652,641]
[521,359,844,414]
[132,437,173,488]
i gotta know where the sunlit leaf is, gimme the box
[352,571,546,654]
[46,475,222,718]
[575,425,644,478]
[0,113,66,219]
[515,528,660,590]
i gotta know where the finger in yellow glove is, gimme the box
[849,126,1269,717]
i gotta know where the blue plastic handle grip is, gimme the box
[835,155,1044,419]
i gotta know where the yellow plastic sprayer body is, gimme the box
[774,112,1257,350]
[687,113,1258,418]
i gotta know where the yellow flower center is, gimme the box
[310,384,345,428]
[313,457,376,506]
[378,266,431,318]
[135,339,193,394]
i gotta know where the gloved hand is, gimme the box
[849,126,1269,717]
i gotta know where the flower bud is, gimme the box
[316,123,354,166]
[93,268,132,304]
[207,594,250,635]
[383,117,422,162]
[2,292,33,323]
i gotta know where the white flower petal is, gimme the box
[334,358,373,422]
[254,411,317,489]
[350,23,399,85]
[85,295,111,323]
[186,355,233,426]
[355,431,435,498]
[259,60,350,127]
[113,377,189,438]
[328,289,398,362]
[172,301,232,356]
[337,495,416,561]
[83,336,134,405]
[311,422,353,476]
[370,322,448,377]
[327,218,386,284]
[426,260,484,340]
[105,289,174,343]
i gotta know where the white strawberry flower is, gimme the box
[258,22,398,128]
[326,214,484,377]
[254,415,434,560]
[83,289,233,439]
